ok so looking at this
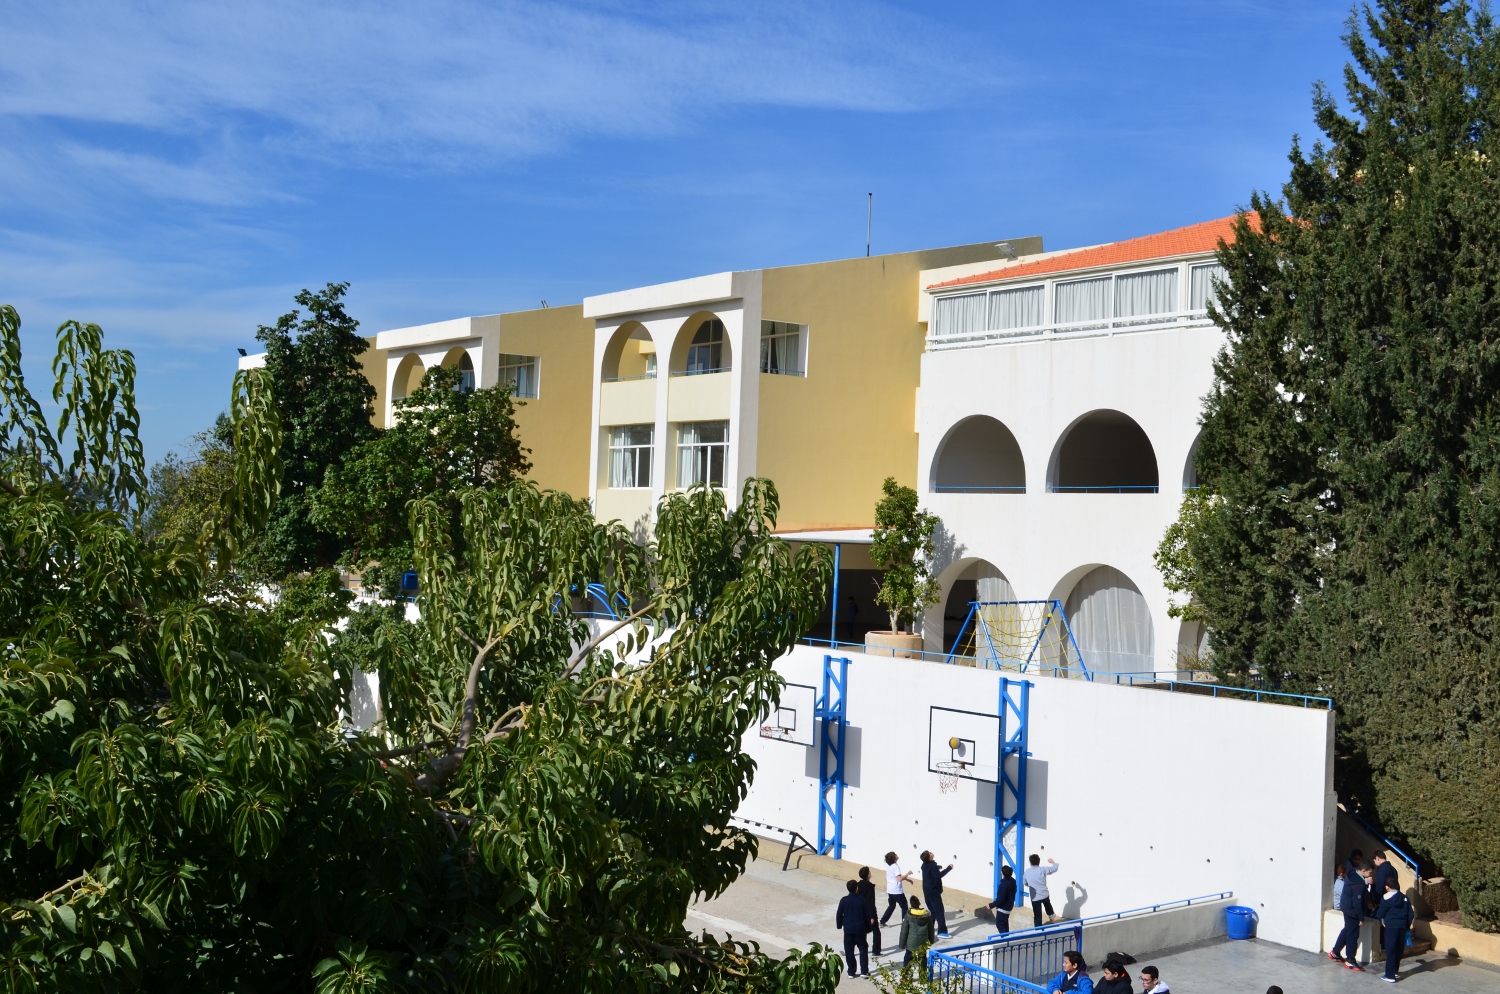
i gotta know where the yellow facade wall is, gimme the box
[357,336,385,427]
[757,241,1036,532]
[499,305,593,499]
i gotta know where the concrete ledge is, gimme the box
[1079,899,1232,964]
[751,835,989,912]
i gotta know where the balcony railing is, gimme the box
[927,308,1216,352]
[1047,484,1159,493]
[931,485,1026,493]
[670,366,732,377]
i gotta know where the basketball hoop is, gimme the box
[936,761,967,794]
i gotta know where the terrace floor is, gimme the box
[687,854,1500,991]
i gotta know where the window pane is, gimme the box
[498,353,539,398]
[676,421,728,488]
[987,285,1044,331]
[1114,269,1178,319]
[1055,278,1110,325]
[1190,264,1228,310]
[933,293,987,337]
[760,320,802,374]
[608,424,652,488]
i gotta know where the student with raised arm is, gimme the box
[1025,854,1061,927]
[919,850,955,938]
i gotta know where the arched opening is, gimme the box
[1176,618,1210,672]
[601,322,657,381]
[932,416,1026,493]
[441,347,475,392]
[941,559,1014,656]
[670,313,732,376]
[1050,410,1158,493]
[392,353,425,401]
[1183,432,1201,490]
[1063,565,1155,674]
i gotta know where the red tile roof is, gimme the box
[927,215,1253,291]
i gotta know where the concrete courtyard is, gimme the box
[688,852,1500,991]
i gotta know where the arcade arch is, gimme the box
[932,416,1026,492]
[670,313,732,375]
[1049,410,1159,492]
[602,322,657,381]
[392,353,425,401]
[938,558,1015,656]
[440,347,475,392]
[1060,564,1155,675]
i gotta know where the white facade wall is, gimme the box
[917,323,1224,672]
[738,645,1336,953]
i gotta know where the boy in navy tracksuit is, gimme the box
[1372,877,1415,982]
[835,879,874,977]
[988,865,1018,933]
[1330,865,1371,969]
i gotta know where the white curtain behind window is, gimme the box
[1190,264,1229,310]
[1054,278,1110,326]
[987,285,1044,331]
[1114,269,1178,320]
[933,293,987,337]
[1064,566,1155,674]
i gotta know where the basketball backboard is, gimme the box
[760,682,816,746]
[928,705,1002,783]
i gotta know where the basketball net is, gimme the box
[935,761,966,794]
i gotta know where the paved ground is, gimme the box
[688,855,1500,991]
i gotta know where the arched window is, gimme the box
[1064,566,1155,674]
[685,319,726,374]
[1051,410,1158,493]
[933,416,1025,493]
[457,351,475,392]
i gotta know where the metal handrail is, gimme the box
[670,366,733,377]
[600,372,657,382]
[799,636,1094,682]
[928,310,1216,351]
[1343,805,1421,880]
[1047,484,1160,493]
[932,485,1027,493]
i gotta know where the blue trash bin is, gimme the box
[1225,905,1257,940]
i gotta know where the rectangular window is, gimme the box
[498,353,539,398]
[677,421,728,488]
[608,425,653,488]
[932,292,987,338]
[1114,268,1178,321]
[1055,277,1111,327]
[1190,263,1229,310]
[760,320,804,375]
[987,285,1045,331]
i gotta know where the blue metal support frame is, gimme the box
[816,654,850,859]
[994,677,1032,899]
[830,544,841,644]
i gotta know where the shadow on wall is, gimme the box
[1062,882,1089,919]
[972,758,1048,832]
[804,724,863,789]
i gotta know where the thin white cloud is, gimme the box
[0,1,977,170]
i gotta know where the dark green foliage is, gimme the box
[253,282,378,574]
[1,310,842,990]
[1164,0,1500,929]
[869,477,940,633]
[312,364,531,596]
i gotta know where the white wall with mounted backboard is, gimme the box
[736,643,1336,953]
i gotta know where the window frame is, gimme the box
[676,420,729,489]
[607,424,654,489]
[498,353,540,399]
[759,319,806,376]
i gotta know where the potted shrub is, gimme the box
[866,477,941,658]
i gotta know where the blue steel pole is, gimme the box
[830,543,841,643]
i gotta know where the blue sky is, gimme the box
[0,1,1351,465]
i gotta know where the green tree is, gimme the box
[1162,0,1500,929]
[869,477,940,633]
[141,417,235,550]
[312,364,530,596]
[253,282,378,575]
[1,307,842,990]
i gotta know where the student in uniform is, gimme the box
[1045,951,1093,994]
[1138,965,1169,994]
[835,879,873,978]
[1026,854,1061,927]
[897,896,936,977]
[987,865,1017,934]
[919,850,955,938]
[881,851,912,925]
[1372,876,1415,983]
[856,866,882,956]
[1094,957,1133,994]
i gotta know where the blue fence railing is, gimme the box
[930,923,1079,994]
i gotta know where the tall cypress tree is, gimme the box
[253,282,378,573]
[1171,0,1500,929]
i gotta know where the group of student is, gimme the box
[1037,951,1172,994]
[833,849,1066,980]
[1329,848,1416,983]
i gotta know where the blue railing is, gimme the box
[1047,485,1159,493]
[799,637,1094,681]
[930,923,1078,994]
[1344,806,1421,879]
[1098,671,1333,709]
[932,485,1027,493]
[931,893,1234,993]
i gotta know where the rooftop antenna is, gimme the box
[866,193,873,257]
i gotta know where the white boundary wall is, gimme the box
[737,644,1336,952]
